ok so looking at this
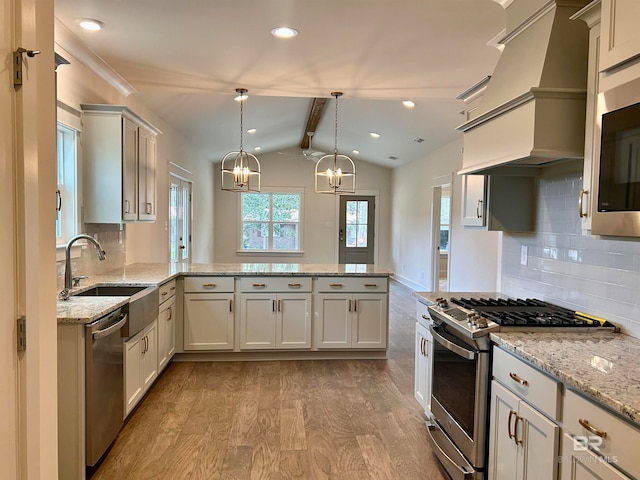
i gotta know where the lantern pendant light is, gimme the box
[221,88,261,192]
[314,92,356,194]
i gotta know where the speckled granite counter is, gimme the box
[58,263,393,324]
[491,332,640,426]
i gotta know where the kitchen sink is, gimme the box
[74,284,159,338]
[74,285,149,297]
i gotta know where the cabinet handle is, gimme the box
[202,283,217,288]
[514,415,523,445]
[161,291,168,297]
[476,199,483,219]
[168,308,172,321]
[348,299,352,312]
[124,199,131,214]
[170,286,176,292]
[329,283,343,287]
[253,283,266,288]
[578,419,607,438]
[353,299,357,312]
[229,299,233,312]
[422,314,430,321]
[288,283,301,288]
[272,299,276,312]
[56,189,62,212]
[508,410,517,442]
[364,284,377,287]
[579,189,589,218]
[509,372,529,387]
[421,337,426,356]
[278,299,282,312]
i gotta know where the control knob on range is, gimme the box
[435,297,448,308]
[475,316,488,329]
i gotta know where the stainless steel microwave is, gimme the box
[592,76,640,237]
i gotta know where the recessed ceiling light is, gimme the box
[403,100,415,108]
[247,128,257,134]
[254,146,261,151]
[370,132,380,139]
[76,18,104,31]
[271,27,298,39]
[234,92,249,101]
[352,150,360,155]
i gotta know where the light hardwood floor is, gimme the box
[90,280,448,480]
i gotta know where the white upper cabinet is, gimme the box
[81,104,161,223]
[599,0,640,72]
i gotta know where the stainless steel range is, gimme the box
[425,297,616,480]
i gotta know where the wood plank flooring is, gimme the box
[90,280,448,480]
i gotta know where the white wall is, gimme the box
[391,138,500,291]
[213,148,392,267]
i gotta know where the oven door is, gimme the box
[429,324,490,472]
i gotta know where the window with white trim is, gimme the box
[239,189,303,252]
[56,122,79,245]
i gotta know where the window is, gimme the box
[56,122,78,245]
[240,190,302,252]
[439,189,451,253]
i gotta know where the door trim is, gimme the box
[431,175,452,292]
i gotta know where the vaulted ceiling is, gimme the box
[54,0,505,168]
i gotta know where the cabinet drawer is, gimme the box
[159,279,176,302]
[416,300,431,327]
[563,389,640,477]
[316,277,388,293]
[183,276,234,293]
[239,277,311,292]
[492,347,560,421]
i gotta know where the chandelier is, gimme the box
[221,88,261,192]
[314,92,356,194]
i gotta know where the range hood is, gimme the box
[457,0,590,175]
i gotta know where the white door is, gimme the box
[3,0,58,477]
[169,175,192,262]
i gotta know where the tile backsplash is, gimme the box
[56,225,126,290]
[501,161,640,338]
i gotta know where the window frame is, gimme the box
[56,121,79,247]
[237,187,304,255]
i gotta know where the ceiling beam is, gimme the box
[300,97,328,149]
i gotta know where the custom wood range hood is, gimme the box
[457,0,591,175]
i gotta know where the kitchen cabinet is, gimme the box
[461,175,536,232]
[314,277,388,349]
[489,347,561,479]
[239,277,312,350]
[573,1,601,232]
[183,276,235,351]
[157,279,176,371]
[561,389,640,479]
[414,301,433,415]
[599,0,640,72]
[81,104,161,223]
[488,381,560,480]
[124,319,157,418]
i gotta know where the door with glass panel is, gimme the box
[339,196,375,264]
[169,175,192,262]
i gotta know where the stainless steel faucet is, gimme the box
[64,234,106,289]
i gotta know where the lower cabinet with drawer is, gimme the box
[314,277,388,349]
[183,276,235,350]
[157,279,176,371]
[561,389,639,479]
[239,277,312,350]
[488,347,561,480]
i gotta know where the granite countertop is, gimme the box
[491,332,640,426]
[58,262,393,324]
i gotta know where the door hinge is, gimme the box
[17,316,26,351]
[13,48,41,88]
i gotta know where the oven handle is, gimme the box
[429,325,476,360]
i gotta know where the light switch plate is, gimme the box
[521,246,528,266]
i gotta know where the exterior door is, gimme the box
[3,0,59,476]
[338,195,375,264]
[169,175,192,262]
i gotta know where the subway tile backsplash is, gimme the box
[501,163,640,338]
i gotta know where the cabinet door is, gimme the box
[122,117,138,221]
[142,321,158,392]
[184,293,234,350]
[488,381,520,480]
[600,0,640,71]
[352,294,387,348]
[414,322,431,413]
[461,174,486,227]
[315,294,351,348]
[560,433,629,480]
[276,294,311,349]
[157,300,169,371]
[518,399,559,480]
[124,334,143,417]
[240,294,276,349]
[166,297,176,360]
[137,127,156,221]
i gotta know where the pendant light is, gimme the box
[221,88,261,192]
[315,92,356,194]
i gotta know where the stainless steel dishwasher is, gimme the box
[84,307,127,467]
